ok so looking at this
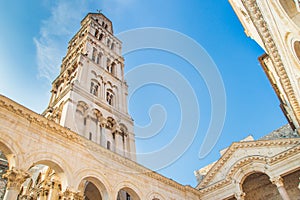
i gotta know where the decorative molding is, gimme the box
[198,139,300,188]
[0,95,201,197]
[198,141,300,196]
[241,0,300,125]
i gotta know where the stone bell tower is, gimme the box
[43,13,136,160]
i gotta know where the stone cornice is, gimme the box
[0,95,200,197]
[241,0,300,125]
[197,138,300,189]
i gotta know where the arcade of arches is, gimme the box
[1,0,300,199]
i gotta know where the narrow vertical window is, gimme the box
[107,141,111,150]
[90,81,99,96]
[106,90,114,106]
[90,82,94,94]
[99,33,104,41]
[92,48,97,62]
[94,29,99,38]
[89,132,92,140]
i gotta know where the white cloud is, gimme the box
[35,0,135,82]
[35,0,92,82]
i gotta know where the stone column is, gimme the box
[123,134,127,157]
[61,188,84,200]
[115,131,123,155]
[84,116,91,139]
[47,175,61,200]
[2,168,30,200]
[235,192,245,200]
[100,117,107,148]
[270,176,291,200]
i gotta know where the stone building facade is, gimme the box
[1,1,300,199]
[193,0,300,199]
[228,0,300,132]
[43,13,136,161]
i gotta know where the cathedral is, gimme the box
[0,0,300,199]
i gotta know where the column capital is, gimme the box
[62,188,84,200]
[235,192,245,200]
[270,176,284,187]
[2,168,30,190]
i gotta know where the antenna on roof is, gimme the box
[97,9,102,14]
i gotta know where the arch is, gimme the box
[91,70,97,78]
[0,134,23,169]
[146,192,165,200]
[294,40,300,63]
[242,172,280,199]
[91,108,103,121]
[106,89,115,106]
[76,101,89,115]
[229,156,270,185]
[106,117,116,130]
[278,0,300,27]
[114,181,142,200]
[90,79,101,97]
[23,151,72,191]
[75,169,111,200]
[106,81,115,88]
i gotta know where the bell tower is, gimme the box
[43,13,136,160]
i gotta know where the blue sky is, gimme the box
[0,0,287,187]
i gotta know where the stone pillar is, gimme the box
[235,192,245,200]
[123,135,127,157]
[61,188,84,200]
[2,168,30,200]
[47,176,61,200]
[270,176,291,200]
[84,116,91,139]
[115,131,123,155]
[100,117,107,148]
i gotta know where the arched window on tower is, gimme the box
[106,89,114,106]
[99,33,104,41]
[90,80,100,96]
[92,47,97,62]
[107,62,116,76]
[94,29,99,38]
[96,52,102,65]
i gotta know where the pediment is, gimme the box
[197,138,300,189]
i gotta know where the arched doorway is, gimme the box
[84,181,102,200]
[78,177,109,200]
[117,187,140,200]
[242,172,280,199]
